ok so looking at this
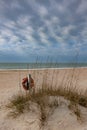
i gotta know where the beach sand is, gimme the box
[0,68,87,91]
[0,68,87,130]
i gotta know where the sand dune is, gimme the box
[0,68,87,130]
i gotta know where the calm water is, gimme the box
[0,63,87,69]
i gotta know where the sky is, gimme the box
[0,0,87,62]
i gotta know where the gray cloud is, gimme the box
[0,0,87,62]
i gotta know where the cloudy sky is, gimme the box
[0,0,87,62]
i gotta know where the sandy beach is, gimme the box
[0,68,87,130]
[0,68,87,91]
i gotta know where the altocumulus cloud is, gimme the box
[0,0,87,62]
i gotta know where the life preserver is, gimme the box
[22,77,29,90]
[22,77,34,91]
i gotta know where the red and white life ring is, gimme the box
[22,77,28,90]
[22,76,34,91]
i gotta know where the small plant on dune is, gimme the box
[7,95,31,117]
[49,99,59,108]
[40,102,47,126]
[68,101,81,120]
[78,95,87,107]
[31,90,48,126]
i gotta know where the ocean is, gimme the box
[0,63,87,70]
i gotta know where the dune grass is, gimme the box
[68,101,81,120]
[7,84,87,125]
[7,95,30,118]
[7,60,87,125]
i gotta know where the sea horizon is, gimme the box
[0,62,87,70]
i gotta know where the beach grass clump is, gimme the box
[7,85,87,123]
[78,96,87,107]
[39,102,47,126]
[41,86,87,108]
[7,89,60,125]
[49,99,59,108]
[68,101,81,120]
[64,88,87,108]
[7,95,31,117]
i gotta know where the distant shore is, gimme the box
[0,62,87,70]
[0,66,87,71]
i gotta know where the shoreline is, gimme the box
[0,66,87,71]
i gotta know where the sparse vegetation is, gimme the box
[7,85,87,125]
[7,95,30,117]
[68,101,81,120]
[7,59,87,126]
[49,99,59,108]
